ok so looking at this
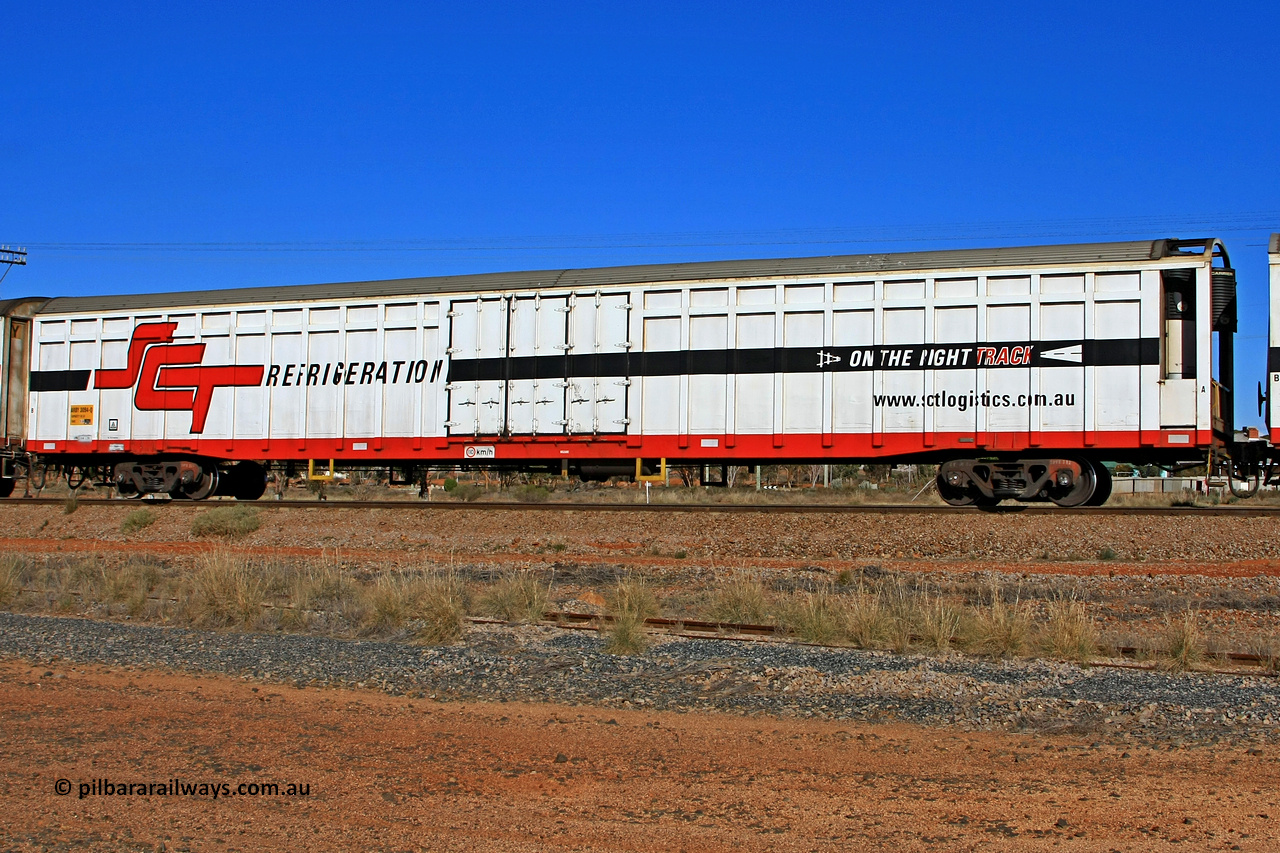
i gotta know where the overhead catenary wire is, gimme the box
[16,212,1280,258]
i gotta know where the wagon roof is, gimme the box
[35,237,1209,314]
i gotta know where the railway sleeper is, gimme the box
[938,457,1111,507]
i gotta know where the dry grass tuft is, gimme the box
[878,581,923,653]
[842,589,893,650]
[282,562,365,632]
[782,588,843,645]
[608,576,660,621]
[1162,610,1205,671]
[965,585,1033,657]
[180,551,270,628]
[1250,633,1280,673]
[916,594,962,652]
[364,572,427,633]
[603,575,659,655]
[1040,596,1098,662]
[0,555,24,606]
[408,572,467,645]
[359,569,470,643]
[709,575,770,624]
[98,559,163,617]
[604,611,650,655]
[478,571,550,623]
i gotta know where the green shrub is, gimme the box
[453,484,483,502]
[120,508,156,535]
[443,478,459,492]
[515,484,551,503]
[191,505,261,539]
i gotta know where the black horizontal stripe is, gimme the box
[1085,338,1160,367]
[30,369,92,392]
[447,338,1157,382]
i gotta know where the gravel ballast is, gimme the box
[3,612,1276,746]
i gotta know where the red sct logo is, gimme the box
[94,322,265,433]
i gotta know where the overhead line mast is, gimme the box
[0,246,26,288]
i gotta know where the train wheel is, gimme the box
[1084,462,1112,506]
[183,468,220,501]
[231,462,267,501]
[1049,460,1097,507]
[936,471,977,506]
[0,477,13,498]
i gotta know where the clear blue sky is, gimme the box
[3,3,1279,424]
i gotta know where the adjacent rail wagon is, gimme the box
[0,236,1271,505]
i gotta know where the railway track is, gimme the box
[20,585,1275,672]
[547,613,1280,673]
[5,495,1280,516]
[497,611,1280,674]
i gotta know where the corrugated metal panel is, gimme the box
[1270,233,1280,254]
[34,238,1189,315]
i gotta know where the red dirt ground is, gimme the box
[3,659,1278,852]
[6,535,1280,579]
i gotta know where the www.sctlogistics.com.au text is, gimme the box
[56,778,311,800]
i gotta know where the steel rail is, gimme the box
[540,611,1280,674]
[6,496,1280,516]
[12,589,1275,674]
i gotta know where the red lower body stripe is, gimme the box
[32,429,1209,462]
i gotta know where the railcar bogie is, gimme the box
[109,458,267,501]
[935,457,1112,507]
